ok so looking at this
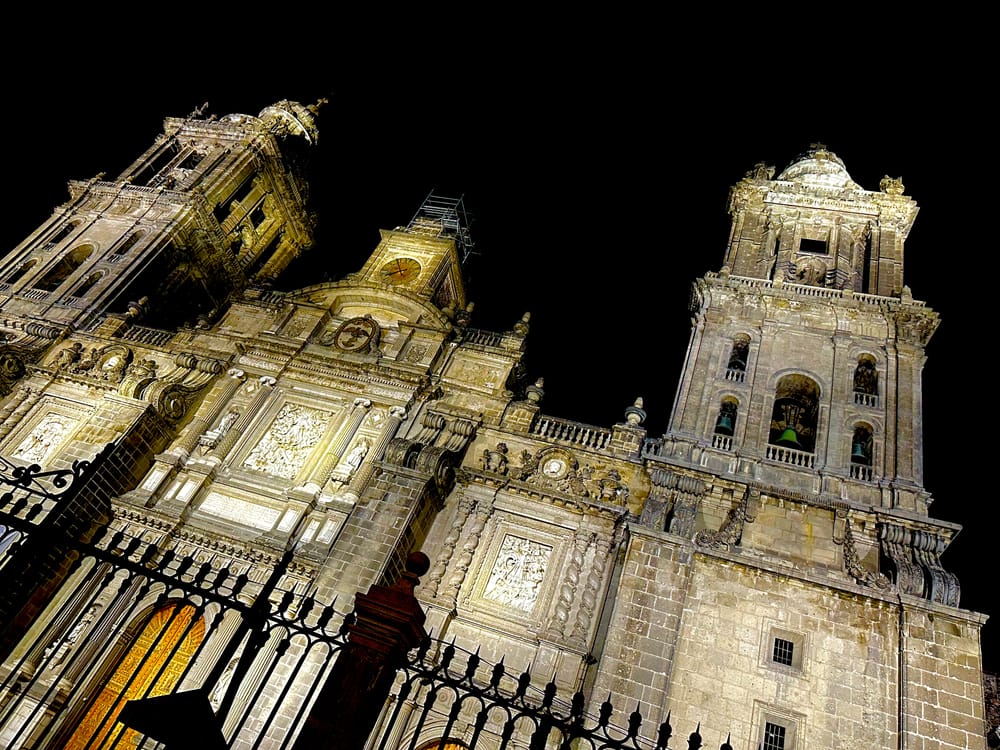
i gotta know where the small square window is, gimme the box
[772,638,794,666]
[754,704,801,750]
[761,625,805,673]
[763,721,787,750]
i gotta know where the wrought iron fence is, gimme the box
[0,449,734,750]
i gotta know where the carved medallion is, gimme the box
[330,316,380,353]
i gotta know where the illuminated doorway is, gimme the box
[416,741,470,750]
[62,602,205,750]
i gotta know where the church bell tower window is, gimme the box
[33,245,94,292]
[853,354,879,407]
[767,375,820,461]
[849,423,874,481]
[726,335,750,382]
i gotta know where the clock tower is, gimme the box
[352,192,470,314]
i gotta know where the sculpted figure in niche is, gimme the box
[344,439,369,474]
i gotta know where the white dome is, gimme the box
[777,144,859,190]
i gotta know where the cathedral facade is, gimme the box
[0,99,991,750]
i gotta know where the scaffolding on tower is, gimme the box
[408,191,475,264]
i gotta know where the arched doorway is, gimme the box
[62,602,205,750]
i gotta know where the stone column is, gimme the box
[291,552,429,750]
[441,499,492,609]
[422,495,474,600]
[571,531,613,644]
[0,385,39,441]
[545,531,589,641]
[211,376,276,459]
[172,368,245,456]
[346,406,406,499]
[310,398,371,486]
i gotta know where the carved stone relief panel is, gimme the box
[9,412,80,466]
[463,511,565,631]
[242,402,332,479]
[482,534,552,613]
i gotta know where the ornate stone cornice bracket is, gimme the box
[837,513,892,591]
[878,522,960,606]
[638,468,707,536]
[694,486,757,550]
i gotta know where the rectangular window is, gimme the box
[772,637,794,666]
[763,721,786,750]
[798,238,828,254]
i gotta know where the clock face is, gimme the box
[380,257,421,285]
[542,458,567,478]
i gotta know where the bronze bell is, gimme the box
[715,414,734,435]
[851,440,868,463]
[775,427,802,449]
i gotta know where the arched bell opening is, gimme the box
[714,397,739,436]
[727,334,751,374]
[853,354,878,397]
[850,423,874,466]
[768,375,820,453]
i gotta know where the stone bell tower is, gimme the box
[0,99,322,361]
[626,145,985,748]
[666,143,937,516]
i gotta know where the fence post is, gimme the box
[292,551,430,750]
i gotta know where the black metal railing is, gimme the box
[0,449,735,750]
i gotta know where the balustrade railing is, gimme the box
[765,443,815,468]
[119,324,173,346]
[850,463,874,482]
[854,391,878,408]
[712,434,733,451]
[724,368,746,383]
[462,327,505,347]
[531,416,612,450]
[709,272,927,307]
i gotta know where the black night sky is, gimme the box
[2,40,994,675]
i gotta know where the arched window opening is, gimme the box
[768,375,820,454]
[4,258,37,285]
[712,398,738,450]
[726,335,750,381]
[62,602,204,750]
[416,741,470,750]
[853,354,878,406]
[851,424,873,464]
[47,222,78,246]
[34,245,94,292]
[69,272,103,298]
[715,399,737,436]
[850,423,874,481]
[114,232,144,256]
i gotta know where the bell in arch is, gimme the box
[775,426,802,449]
[851,439,869,463]
[715,413,734,435]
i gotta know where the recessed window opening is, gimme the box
[768,375,820,453]
[772,637,794,666]
[763,721,787,750]
[798,237,828,255]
